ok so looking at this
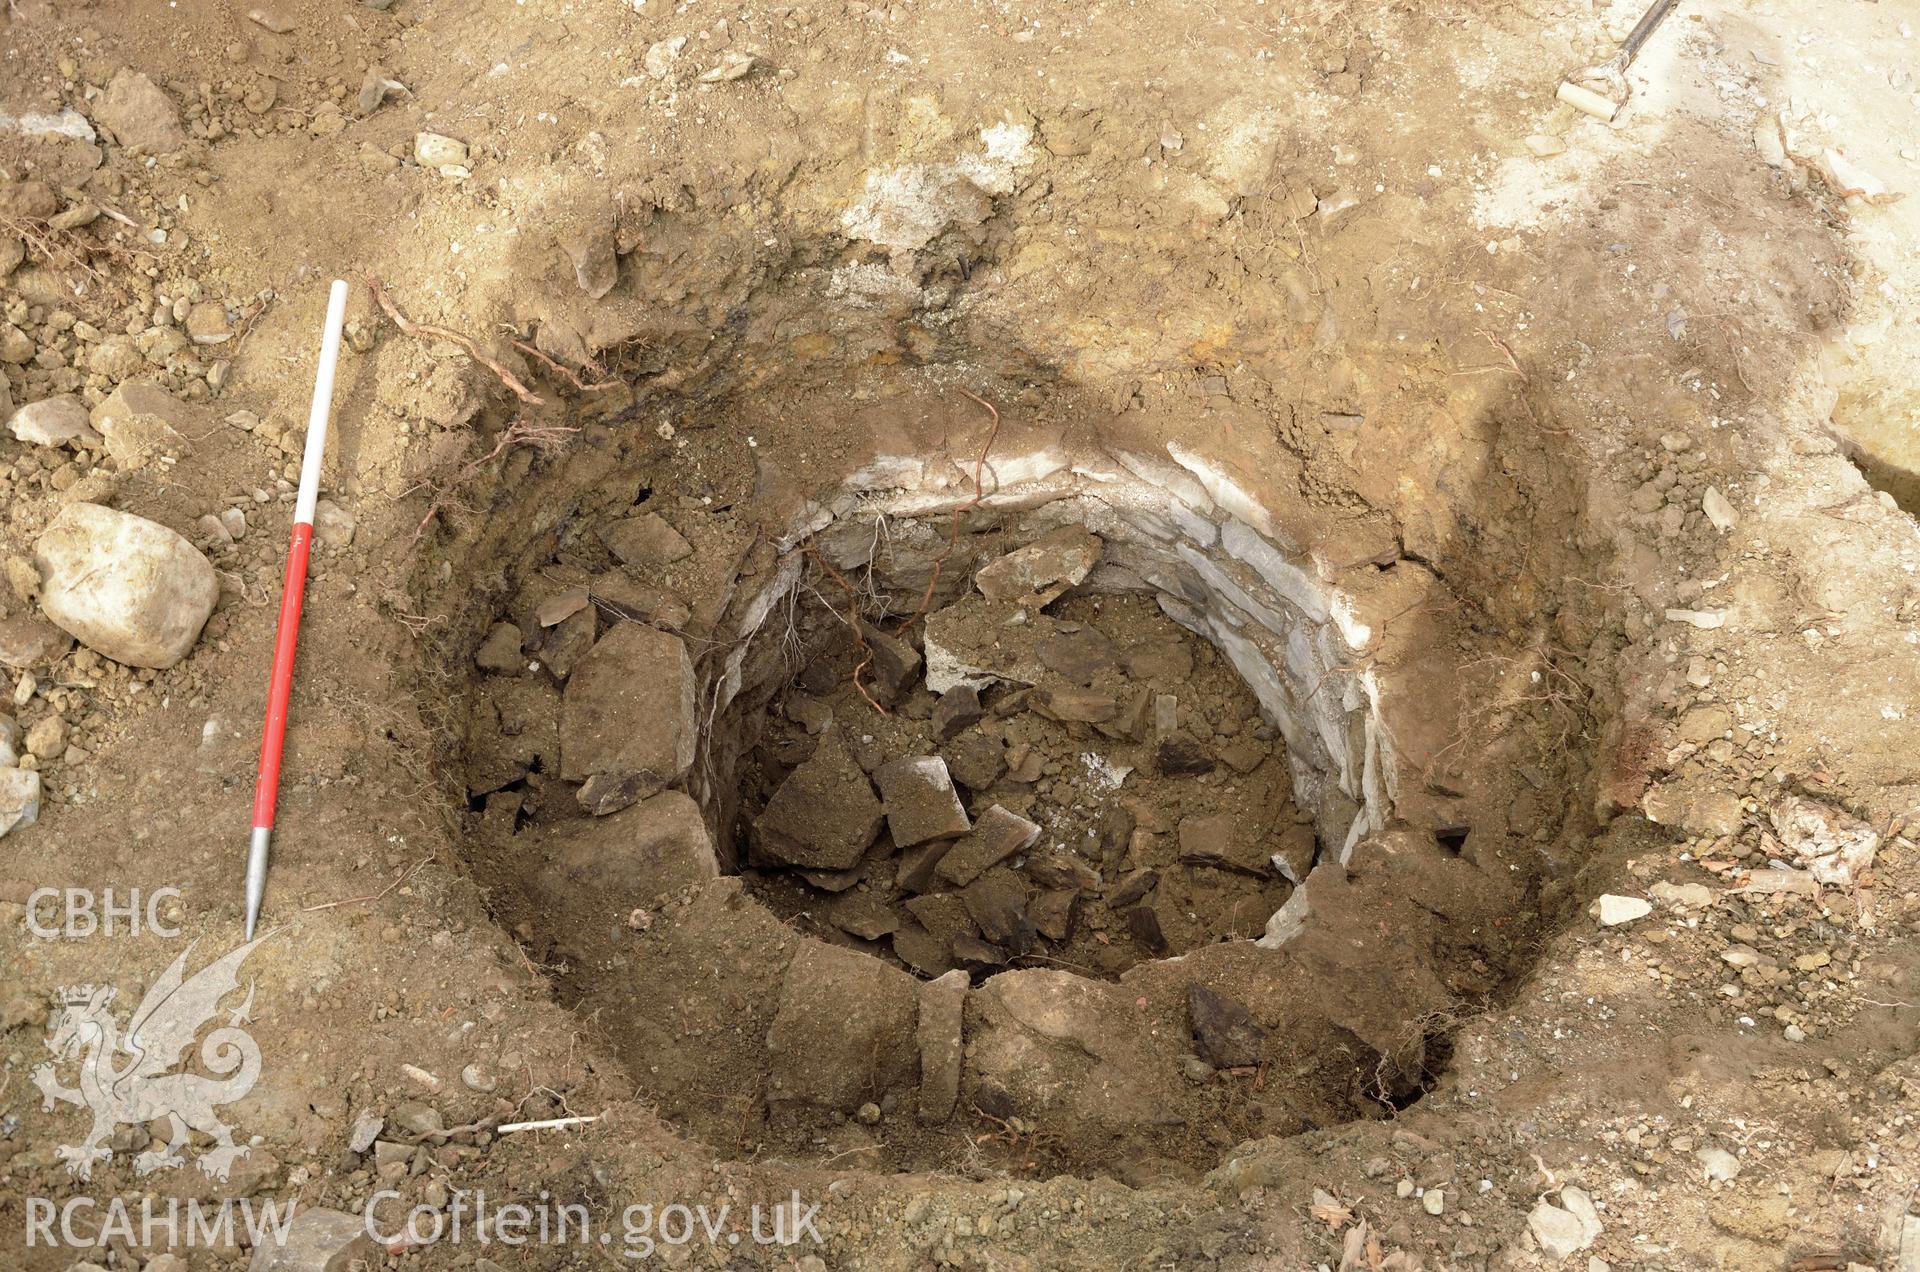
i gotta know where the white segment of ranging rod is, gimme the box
[294,279,350,526]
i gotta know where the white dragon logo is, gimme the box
[31,936,268,1181]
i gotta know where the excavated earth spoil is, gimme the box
[5,0,1920,1269]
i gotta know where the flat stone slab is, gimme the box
[961,869,1034,954]
[923,596,1059,693]
[890,923,955,978]
[916,969,968,1123]
[1030,683,1118,724]
[753,727,883,869]
[874,755,971,848]
[560,624,697,815]
[896,837,956,893]
[767,941,919,1110]
[935,803,1042,886]
[1178,812,1271,876]
[930,684,982,739]
[1030,888,1078,941]
[857,620,922,704]
[827,891,901,941]
[534,790,719,908]
[940,732,1006,791]
[598,511,692,567]
[902,892,977,943]
[974,525,1103,605]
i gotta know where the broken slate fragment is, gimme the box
[0,768,41,840]
[930,684,983,740]
[414,132,469,171]
[827,891,901,941]
[961,870,1034,954]
[537,587,590,627]
[754,728,884,870]
[91,379,197,467]
[1024,849,1099,893]
[874,755,971,848]
[1178,813,1270,876]
[952,935,1009,968]
[1029,888,1078,941]
[248,1207,378,1272]
[589,572,692,631]
[903,892,977,944]
[537,605,597,680]
[974,526,1103,606]
[1036,626,1119,684]
[559,625,697,815]
[916,969,967,1123]
[1702,485,1737,532]
[940,732,1006,791]
[347,1114,383,1154]
[1106,867,1158,909]
[857,621,922,705]
[698,51,758,82]
[1030,683,1118,724]
[1157,735,1213,775]
[896,837,957,893]
[766,942,919,1110]
[1270,824,1316,884]
[1126,905,1168,952]
[935,804,1042,887]
[891,922,957,978]
[0,614,73,670]
[533,790,718,907]
[247,6,296,32]
[1187,983,1267,1068]
[1648,879,1713,910]
[599,512,692,567]
[798,864,864,892]
[358,66,406,114]
[1154,692,1214,774]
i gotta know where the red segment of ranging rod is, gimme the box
[247,279,350,939]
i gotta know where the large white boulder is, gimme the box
[33,504,218,669]
[0,767,40,840]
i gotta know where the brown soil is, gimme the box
[4,0,1920,1269]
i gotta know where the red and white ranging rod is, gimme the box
[246,279,349,939]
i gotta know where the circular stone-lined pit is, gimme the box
[448,432,1582,1179]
